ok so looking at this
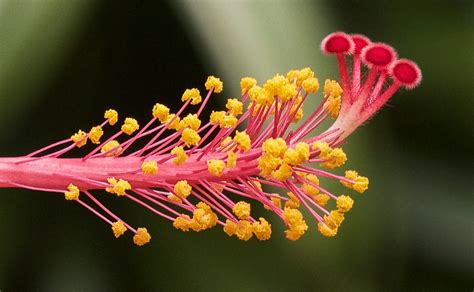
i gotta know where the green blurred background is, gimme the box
[0,0,472,290]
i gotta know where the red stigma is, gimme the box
[351,34,371,55]
[361,43,397,69]
[321,32,354,54]
[390,59,422,89]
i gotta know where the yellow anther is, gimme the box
[167,193,182,203]
[324,210,345,229]
[171,146,187,165]
[221,114,237,128]
[301,174,320,196]
[235,220,253,241]
[207,159,226,177]
[88,126,103,144]
[324,79,343,98]
[181,88,202,105]
[257,153,282,176]
[104,109,118,125]
[223,219,238,236]
[232,201,251,219]
[220,136,233,148]
[111,221,127,238]
[298,67,315,81]
[165,114,181,130]
[283,142,309,166]
[341,170,369,193]
[210,111,226,125]
[322,147,347,169]
[252,217,272,240]
[287,67,315,86]
[100,140,122,156]
[71,130,87,147]
[283,207,308,241]
[264,196,282,210]
[248,86,269,105]
[291,107,304,123]
[174,180,192,198]
[318,222,337,237]
[226,98,243,116]
[263,74,288,98]
[324,94,341,118]
[173,215,192,232]
[336,195,354,213]
[240,77,257,95]
[64,183,80,201]
[191,202,218,231]
[152,103,170,123]
[302,77,320,93]
[106,177,131,196]
[121,118,139,135]
[181,128,201,147]
[272,162,293,181]
[205,76,223,93]
[182,113,201,131]
[279,83,298,102]
[233,130,251,151]
[141,160,158,175]
[284,192,300,209]
[312,193,330,206]
[133,227,151,246]
[262,138,287,158]
[226,151,237,168]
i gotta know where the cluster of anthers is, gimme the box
[0,32,421,246]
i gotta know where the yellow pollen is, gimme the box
[121,117,139,135]
[165,114,181,130]
[171,146,187,165]
[182,88,202,105]
[181,128,201,147]
[205,76,223,93]
[312,193,330,206]
[318,222,337,237]
[336,195,354,213]
[223,219,238,236]
[283,207,308,241]
[64,183,80,201]
[190,202,218,231]
[141,161,158,175]
[111,221,127,238]
[257,153,282,176]
[264,196,282,210]
[301,174,320,196]
[226,98,243,116]
[235,220,253,241]
[133,227,151,246]
[226,151,237,168]
[240,77,257,95]
[324,210,345,229]
[233,130,251,151]
[100,140,122,156]
[181,113,201,131]
[284,192,300,209]
[89,126,103,144]
[174,180,192,198]
[104,109,118,125]
[324,94,341,118]
[272,162,293,181]
[341,170,369,193]
[106,177,131,196]
[262,138,287,157]
[324,79,343,97]
[71,130,87,147]
[167,193,182,203]
[173,215,192,232]
[302,77,320,93]
[232,201,251,219]
[207,159,226,177]
[152,103,170,123]
[252,217,272,240]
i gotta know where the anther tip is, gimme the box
[361,42,398,70]
[321,32,355,55]
[389,59,422,89]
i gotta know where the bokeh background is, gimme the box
[0,0,472,291]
